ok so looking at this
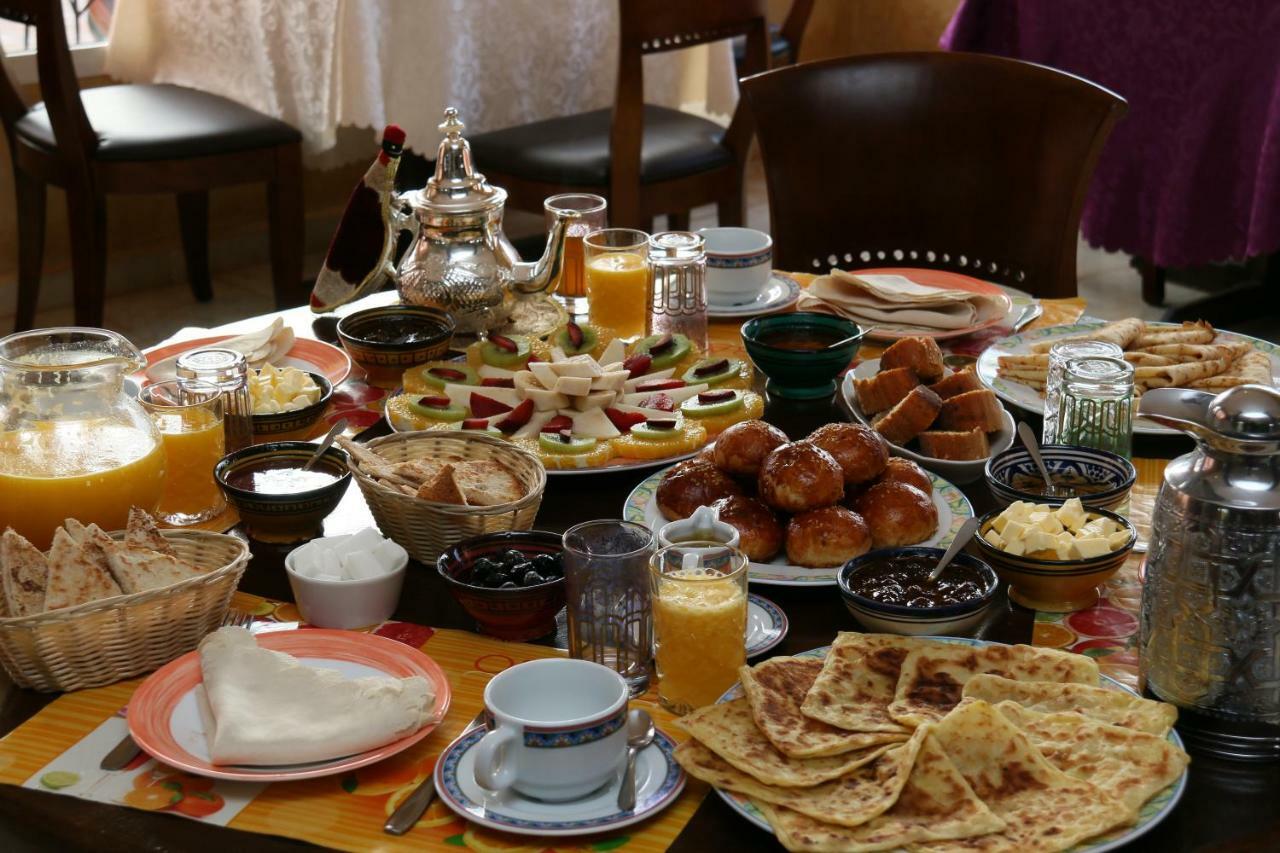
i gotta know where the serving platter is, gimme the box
[623,466,973,587]
[143,335,353,387]
[975,320,1280,436]
[828,268,1014,341]
[713,638,1187,851]
[127,630,451,782]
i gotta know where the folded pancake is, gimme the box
[742,657,909,757]
[673,724,925,827]
[1,528,48,616]
[915,700,1134,852]
[961,673,1177,735]
[754,731,1006,852]
[1029,318,1144,353]
[125,507,176,556]
[1133,358,1231,391]
[994,702,1188,811]
[888,643,1099,728]
[198,626,435,766]
[101,537,206,593]
[1136,342,1250,363]
[1132,320,1214,348]
[801,633,925,734]
[678,697,894,786]
[43,527,123,610]
[1188,350,1273,389]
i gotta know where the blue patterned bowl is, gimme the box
[838,547,997,636]
[984,444,1136,511]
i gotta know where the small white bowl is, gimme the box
[700,227,773,305]
[284,534,407,629]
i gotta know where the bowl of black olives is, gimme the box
[436,530,566,640]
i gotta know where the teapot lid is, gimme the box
[419,108,506,215]
[1207,384,1280,442]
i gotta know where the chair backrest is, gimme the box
[0,1,96,166]
[778,0,816,63]
[609,0,769,223]
[741,52,1127,298]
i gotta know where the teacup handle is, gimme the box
[472,725,518,791]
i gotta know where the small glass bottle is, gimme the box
[648,231,707,351]
[176,348,253,453]
[1056,356,1135,457]
[1042,340,1124,444]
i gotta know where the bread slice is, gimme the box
[939,389,1005,432]
[1,528,48,616]
[101,538,205,594]
[452,460,524,506]
[919,428,991,461]
[44,527,123,611]
[928,368,983,400]
[416,464,468,504]
[873,386,942,445]
[880,336,945,382]
[854,367,920,414]
[126,507,175,556]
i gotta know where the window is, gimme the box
[0,0,112,84]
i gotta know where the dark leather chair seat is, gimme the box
[15,83,301,161]
[468,105,731,187]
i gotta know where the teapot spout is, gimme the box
[1138,387,1217,440]
[510,209,579,295]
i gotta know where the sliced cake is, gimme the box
[938,389,1005,433]
[853,367,920,414]
[873,386,943,445]
[919,427,991,461]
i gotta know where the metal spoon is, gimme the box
[928,517,980,583]
[1016,421,1065,498]
[617,708,656,811]
[302,418,349,472]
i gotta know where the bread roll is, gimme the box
[918,427,990,461]
[938,389,1004,433]
[785,506,872,568]
[877,457,933,495]
[656,459,743,520]
[853,367,920,414]
[711,495,784,562]
[851,481,938,548]
[758,442,844,513]
[713,419,789,477]
[806,422,888,486]
[880,336,945,382]
[873,386,942,445]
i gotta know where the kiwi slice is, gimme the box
[408,396,468,422]
[629,421,682,441]
[480,334,532,368]
[633,333,691,370]
[409,361,480,390]
[538,432,599,455]
[459,423,503,437]
[681,389,744,418]
[682,357,740,386]
[553,322,599,355]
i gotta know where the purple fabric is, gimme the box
[941,0,1280,268]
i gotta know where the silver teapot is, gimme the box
[396,108,576,334]
[1139,384,1280,760]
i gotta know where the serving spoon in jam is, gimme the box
[1016,422,1068,498]
[927,517,980,583]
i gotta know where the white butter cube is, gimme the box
[342,550,386,580]
[1002,520,1031,545]
[991,514,1010,535]
[1035,514,1064,535]
[1070,537,1112,560]
[1055,498,1087,531]
[1003,537,1027,556]
[1024,530,1059,555]
[983,529,1006,549]
[1108,530,1131,549]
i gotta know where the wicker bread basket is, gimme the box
[350,431,547,563]
[0,529,250,692]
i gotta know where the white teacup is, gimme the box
[473,658,629,801]
[700,227,773,305]
[658,504,741,550]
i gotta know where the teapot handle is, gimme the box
[1138,387,1217,441]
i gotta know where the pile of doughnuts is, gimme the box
[654,419,939,568]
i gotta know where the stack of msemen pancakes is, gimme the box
[674,633,1187,852]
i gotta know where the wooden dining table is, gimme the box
[1,293,1278,852]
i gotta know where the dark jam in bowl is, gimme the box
[225,461,340,494]
[350,317,442,345]
[752,326,848,351]
[849,554,987,608]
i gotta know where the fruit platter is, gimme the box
[384,322,763,472]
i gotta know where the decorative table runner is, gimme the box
[0,593,706,852]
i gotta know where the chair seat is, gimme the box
[15,84,301,162]
[467,105,731,187]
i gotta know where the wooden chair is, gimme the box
[740,52,1127,298]
[732,0,815,70]
[467,0,770,232]
[0,0,306,330]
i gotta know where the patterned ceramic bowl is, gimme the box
[436,530,566,641]
[337,305,455,388]
[250,372,333,438]
[984,444,1136,511]
[838,547,998,636]
[741,312,863,400]
[972,506,1137,613]
[214,441,352,543]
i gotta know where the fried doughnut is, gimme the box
[850,481,937,548]
[713,419,789,477]
[711,495,784,562]
[877,457,933,495]
[806,422,889,486]
[757,442,844,513]
[785,506,872,568]
[655,459,743,520]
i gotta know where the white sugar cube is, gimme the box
[342,550,386,580]
[372,539,407,571]
[321,549,344,579]
[335,528,385,558]
[315,573,343,582]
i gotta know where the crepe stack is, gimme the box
[997,319,1273,395]
[798,271,1007,332]
[674,633,1188,852]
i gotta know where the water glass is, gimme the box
[584,229,651,340]
[176,348,253,452]
[544,194,607,313]
[1042,340,1124,444]
[650,542,748,714]
[1056,356,1135,458]
[562,520,657,696]
[138,380,226,525]
[648,231,708,351]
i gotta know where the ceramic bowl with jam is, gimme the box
[740,312,863,400]
[837,547,998,636]
[337,304,456,387]
[214,441,352,542]
[984,443,1136,511]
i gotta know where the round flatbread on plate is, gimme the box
[816,268,1015,341]
[144,335,352,387]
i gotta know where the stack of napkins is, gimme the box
[797,271,1007,331]
[197,627,435,765]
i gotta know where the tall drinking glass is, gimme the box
[584,229,650,340]
[562,519,657,696]
[1056,356,1135,458]
[544,194,607,315]
[138,380,226,525]
[650,542,748,714]
[1042,340,1124,444]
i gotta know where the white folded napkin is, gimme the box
[197,627,435,766]
[797,271,1007,331]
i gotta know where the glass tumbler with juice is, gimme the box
[585,228,650,339]
[138,380,227,525]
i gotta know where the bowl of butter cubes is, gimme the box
[285,528,409,628]
[972,498,1136,613]
[250,364,333,438]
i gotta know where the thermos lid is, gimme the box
[1207,384,1280,442]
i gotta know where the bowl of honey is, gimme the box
[215,441,352,542]
[740,312,863,399]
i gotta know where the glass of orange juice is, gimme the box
[584,228,650,339]
[545,194,606,314]
[138,380,227,525]
[650,542,748,714]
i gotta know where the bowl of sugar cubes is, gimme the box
[285,528,409,628]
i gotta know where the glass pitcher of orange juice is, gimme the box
[0,328,166,548]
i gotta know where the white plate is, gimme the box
[713,639,1187,851]
[746,593,788,657]
[976,320,1280,436]
[433,724,686,837]
[706,273,801,318]
[622,466,974,587]
[839,361,1016,484]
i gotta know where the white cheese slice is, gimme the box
[571,391,616,412]
[570,408,620,438]
[549,355,604,379]
[656,383,708,405]
[622,368,676,391]
[445,383,520,409]
[528,362,560,389]
[590,370,629,392]
[512,370,541,391]
[511,410,555,439]
[599,338,626,367]
[477,365,515,379]
[549,346,567,362]
[524,388,569,411]
[553,375,593,396]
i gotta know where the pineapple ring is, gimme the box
[515,437,616,469]
[611,421,708,460]
[683,391,765,436]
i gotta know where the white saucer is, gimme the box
[706,273,801,318]
[434,724,686,836]
[746,593,788,657]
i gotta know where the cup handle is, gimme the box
[472,725,518,791]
